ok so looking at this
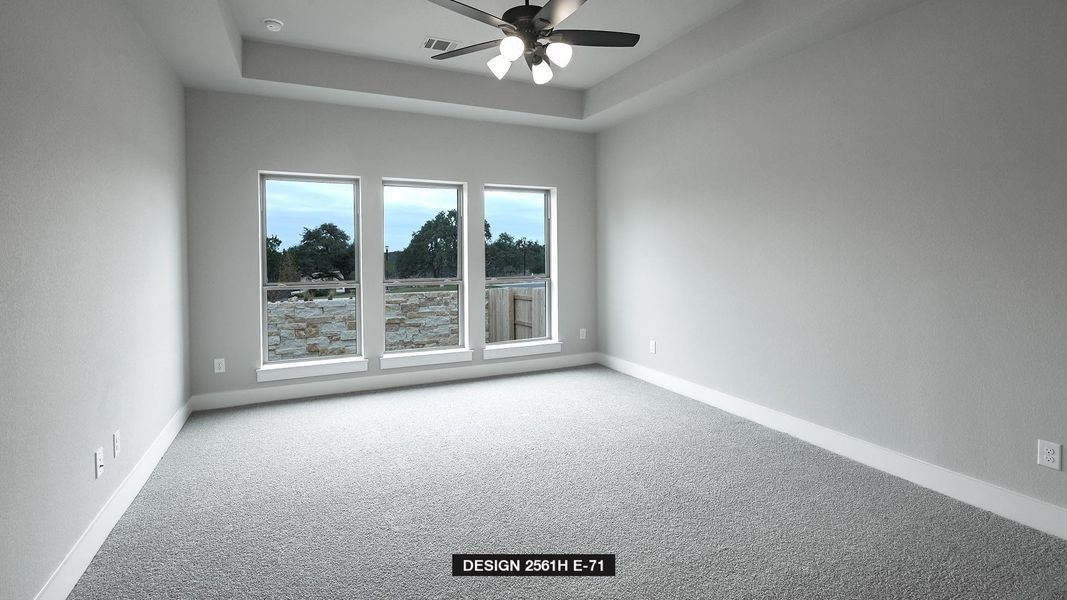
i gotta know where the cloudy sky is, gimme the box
[265,180,546,253]
[264,179,355,249]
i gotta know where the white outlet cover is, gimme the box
[1038,440,1062,471]
[214,358,226,373]
[113,430,121,458]
[579,328,587,340]
[94,448,105,479]
[649,340,657,354]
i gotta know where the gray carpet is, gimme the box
[69,366,1067,599]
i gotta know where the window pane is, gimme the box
[384,184,459,280]
[265,287,360,361]
[485,189,546,278]
[486,281,548,343]
[385,284,460,352]
[264,178,357,284]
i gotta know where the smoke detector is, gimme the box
[263,18,284,32]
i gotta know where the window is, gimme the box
[484,187,550,344]
[383,181,463,353]
[260,174,360,364]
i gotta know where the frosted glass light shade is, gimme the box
[487,54,511,80]
[531,60,553,85]
[499,36,525,61]
[546,42,572,68]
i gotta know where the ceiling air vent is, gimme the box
[423,37,460,53]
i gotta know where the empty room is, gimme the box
[3,0,1067,597]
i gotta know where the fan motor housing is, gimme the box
[502,4,544,31]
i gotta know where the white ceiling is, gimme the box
[124,0,926,131]
[226,0,743,89]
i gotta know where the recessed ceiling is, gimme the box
[125,0,925,131]
[226,0,744,89]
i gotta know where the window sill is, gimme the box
[380,348,474,370]
[483,340,562,360]
[257,357,369,383]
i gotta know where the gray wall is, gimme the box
[597,0,1067,507]
[185,90,596,396]
[0,0,188,598]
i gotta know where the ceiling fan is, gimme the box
[426,0,640,85]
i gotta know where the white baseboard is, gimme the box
[33,403,191,600]
[597,353,1067,542]
[191,352,600,411]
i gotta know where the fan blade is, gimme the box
[425,0,515,31]
[432,40,500,60]
[532,0,587,29]
[548,29,640,47]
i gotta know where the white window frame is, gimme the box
[380,179,469,367]
[482,185,560,359]
[257,172,366,378]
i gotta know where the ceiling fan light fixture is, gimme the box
[487,54,512,79]
[499,35,525,62]
[425,0,641,85]
[546,42,572,68]
[531,59,553,85]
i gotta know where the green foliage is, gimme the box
[265,235,283,282]
[278,252,300,283]
[384,251,398,279]
[267,214,542,288]
[486,232,545,277]
[291,223,355,280]
[267,223,354,287]
[397,210,459,279]
[389,211,543,279]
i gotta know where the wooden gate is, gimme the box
[487,285,547,343]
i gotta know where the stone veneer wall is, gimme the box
[266,290,464,360]
[266,298,358,361]
[384,290,460,351]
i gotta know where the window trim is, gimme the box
[259,172,363,367]
[483,185,554,346]
[483,340,562,360]
[256,356,369,382]
[379,347,474,370]
[382,179,466,354]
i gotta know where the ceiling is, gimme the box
[124,0,927,131]
[227,0,743,89]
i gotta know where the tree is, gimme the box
[291,223,355,280]
[384,249,399,280]
[397,210,459,278]
[486,231,545,277]
[265,235,283,282]
[391,214,544,279]
[278,252,300,283]
[485,232,516,276]
[515,237,546,275]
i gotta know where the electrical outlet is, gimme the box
[1038,440,1062,471]
[649,340,657,354]
[579,328,587,340]
[113,430,121,458]
[213,358,226,374]
[94,448,104,479]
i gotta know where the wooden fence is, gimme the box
[487,286,547,343]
